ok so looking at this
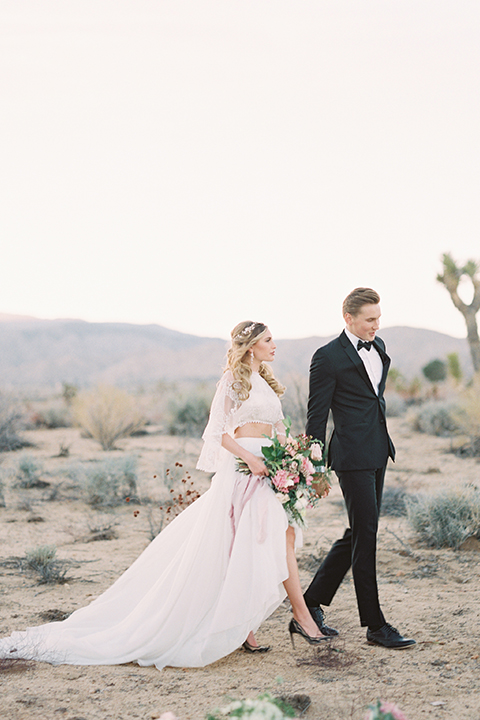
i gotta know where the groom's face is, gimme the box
[345,303,381,342]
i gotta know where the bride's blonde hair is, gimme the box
[226,321,285,402]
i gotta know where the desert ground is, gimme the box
[0,416,479,720]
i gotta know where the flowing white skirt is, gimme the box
[0,439,300,670]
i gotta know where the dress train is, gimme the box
[0,439,298,670]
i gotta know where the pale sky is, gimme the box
[0,0,479,339]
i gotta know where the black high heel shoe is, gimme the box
[242,640,271,653]
[288,618,331,647]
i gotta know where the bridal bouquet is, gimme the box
[236,417,330,527]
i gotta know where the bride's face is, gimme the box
[251,328,276,363]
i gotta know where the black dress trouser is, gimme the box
[303,466,386,628]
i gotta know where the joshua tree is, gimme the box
[437,253,480,373]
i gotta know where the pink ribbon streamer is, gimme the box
[229,474,263,556]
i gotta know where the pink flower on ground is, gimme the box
[310,443,323,461]
[365,701,409,720]
[379,702,409,720]
[158,713,179,720]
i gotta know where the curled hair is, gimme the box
[225,321,285,401]
[342,287,380,317]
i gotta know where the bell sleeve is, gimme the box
[196,370,240,472]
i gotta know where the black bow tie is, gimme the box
[357,340,373,351]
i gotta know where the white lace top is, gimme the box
[196,370,285,472]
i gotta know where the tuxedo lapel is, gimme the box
[339,331,376,394]
[373,338,391,397]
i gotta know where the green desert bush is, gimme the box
[406,486,480,549]
[14,455,49,489]
[68,455,138,507]
[24,545,69,584]
[167,395,210,438]
[409,400,459,437]
[422,358,447,383]
[0,394,28,451]
[72,385,145,450]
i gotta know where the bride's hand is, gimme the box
[246,455,269,477]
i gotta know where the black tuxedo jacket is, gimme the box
[306,331,395,472]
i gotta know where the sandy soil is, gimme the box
[0,417,479,720]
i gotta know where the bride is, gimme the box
[0,321,328,670]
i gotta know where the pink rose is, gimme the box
[272,470,294,492]
[301,456,314,476]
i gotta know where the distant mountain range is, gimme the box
[0,314,472,390]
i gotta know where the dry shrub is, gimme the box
[72,385,145,450]
[14,454,49,489]
[453,375,480,456]
[409,400,459,437]
[38,609,72,622]
[0,394,28,451]
[30,404,72,429]
[85,521,119,541]
[133,466,201,541]
[381,486,409,517]
[296,638,357,669]
[0,473,5,508]
[23,545,70,584]
[0,658,34,674]
[167,395,210,438]
[406,486,480,549]
[67,455,138,507]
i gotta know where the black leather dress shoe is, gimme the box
[308,606,339,637]
[366,623,416,649]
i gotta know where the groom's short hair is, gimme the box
[343,287,380,317]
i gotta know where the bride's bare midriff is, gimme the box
[234,423,273,439]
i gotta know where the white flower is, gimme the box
[310,443,323,461]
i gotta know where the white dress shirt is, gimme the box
[344,328,383,395]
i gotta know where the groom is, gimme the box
[303,287,415,649]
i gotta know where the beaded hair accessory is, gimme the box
[234,322,259,340]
